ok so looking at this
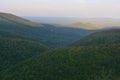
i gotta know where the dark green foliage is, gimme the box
[0,29,44,43]
[1,44,120,80]
[0,18,49,75]
[73,29,120,46]
[0,29,31,40]
[0,38,48,72]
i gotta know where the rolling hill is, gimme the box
[73,29,120,46]
[0,12,43,27]
[0,29,49,72]
[0,12,97,47]
[83,19,120,29]
[65,22,100,30]
[0,38,48,72]
[1,44,120,80]
[65,18,120,30]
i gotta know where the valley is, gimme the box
[0,12,120,80]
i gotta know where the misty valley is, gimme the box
[0,12,120,80]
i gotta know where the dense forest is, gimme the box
[0,38,48,70]
[1,44,120,80]
[73,29,120,46]
[0,12,120,80]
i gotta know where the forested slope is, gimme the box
[73,29,120,46]
[1,44,120,80]
[0,38,48,72]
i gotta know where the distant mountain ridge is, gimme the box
[24,16,120,30]
[66,19,120,30]
[65,22,99,30]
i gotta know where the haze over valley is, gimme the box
[24,17,120,30]
[0,0,120,80]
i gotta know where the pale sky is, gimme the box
[0,0,120,18]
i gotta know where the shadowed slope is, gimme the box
[0,38,48,72]
[73,29,120,46]
[1,44,120,80]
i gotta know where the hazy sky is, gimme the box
[0,0,120,18]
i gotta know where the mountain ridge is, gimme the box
[73,29,120,46]
[0,12,43,27]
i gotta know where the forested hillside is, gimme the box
[0,29,49,72]
[0,38,48,72]
[73,29,120,46]
[0,12,43,27]
[1,44,120,80]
